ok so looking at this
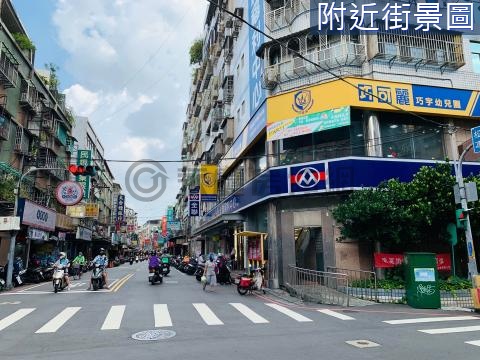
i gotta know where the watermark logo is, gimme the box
[125,160,169,202]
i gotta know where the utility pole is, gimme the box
[6,167,65,289]
[448,127,479,281]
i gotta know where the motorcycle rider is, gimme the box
[72,252,86,279]
[148,251,160,272]
[88,248,109,290]
[54,252,71,290]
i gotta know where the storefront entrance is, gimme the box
[295,227,324,272]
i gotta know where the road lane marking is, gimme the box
[101,305,126,330]
[419,325,480,334]
[193,303,224,325]
[265,303,313,322]
[112,274,134,292]
[466,340,480,347]
[154,304,173,327]
[230,303,269,324]
[0,308,35,331]
[17,283,46,292]
[0,301,21,305]
[317,309,355,320]
[384,316,478,325]
[36,307,81,333]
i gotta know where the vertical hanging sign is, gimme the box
[76,150,92,199]
[248,0,266,118]
[115,195,125,222]
[189,187,200,217]
[161,216,167,237]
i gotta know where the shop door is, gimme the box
[295,227,324,272]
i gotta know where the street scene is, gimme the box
[1,0,480,359]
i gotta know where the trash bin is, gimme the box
[404,252,441,309]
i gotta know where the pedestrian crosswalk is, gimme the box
[0,302,352,335]
[383,314,480,348]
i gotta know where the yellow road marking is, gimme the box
[109,274,129,292]
[112,273,134,292]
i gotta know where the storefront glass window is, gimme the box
[380,114,444,160]
[279,109,365,165]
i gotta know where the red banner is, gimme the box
[374,253,404,268]
[374,253,451,271]
[161,216,167,237]
[436,253,452,271]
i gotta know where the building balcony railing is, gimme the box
[20,91,41,113]
[263,42,366,88]
[265,0,310,32]
[0,45,18,89]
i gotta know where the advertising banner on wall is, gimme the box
[200,165,218,202]
[267,77,480,134]
[76,150,92,199]
[267,106,351,141]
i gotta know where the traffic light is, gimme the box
[455,209,468,230]
[69,164,97,176]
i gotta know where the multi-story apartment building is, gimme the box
[72,116,116,253]
[139,219,161,251]
[0,0,77,266]
[177,1,480,287]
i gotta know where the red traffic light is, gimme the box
[68,164,95,176]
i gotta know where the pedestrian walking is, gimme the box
[203,253,217,291]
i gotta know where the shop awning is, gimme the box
[192,213,244,236]
[236,231,267,237]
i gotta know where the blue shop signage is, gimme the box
[290,163,326,193]
[201,158,480,224]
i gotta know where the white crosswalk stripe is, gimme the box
[230,303,269,324]
[193,303,224,325]
[419,325,480,335]
[383,316,478,325]
[465,340,480,347]
[265,303,313,322]
[36,307,81,334]
[0,308,36,332]
[154,304,173,327]
[0,302,362,335]
[101,305,126,330]
[317,309,355,320]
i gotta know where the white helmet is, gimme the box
[59,252,66,258]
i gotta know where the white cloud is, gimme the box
[52,0,206,219]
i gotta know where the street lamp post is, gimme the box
[6,167,66,289]
[449,136,479,281]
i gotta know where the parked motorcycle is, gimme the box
[195,263,205,282]
[91,264,106,291]
[216,258,233,285]
[24,266,44,283]
[129,257,134,265]
[42,262,55,282]
[237,268,265,295]
[52,265,68,293]
[135,255,139,263]
[149,266,163,285]
[0,265,6,290]
[185,259,198,275]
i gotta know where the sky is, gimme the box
[12,0,207,224]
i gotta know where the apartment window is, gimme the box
[241,54,245,69]
[471,41,480,73]
[236,64,240,77]
[241,101,246,115]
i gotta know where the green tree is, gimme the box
[333,163,457,251]
[189,39,203,65]
[45,63,60,90]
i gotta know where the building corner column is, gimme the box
[267,201,279,289]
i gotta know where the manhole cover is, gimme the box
[131,330,176,341]
[345,340,381,348]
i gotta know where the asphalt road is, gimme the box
[0,261,479,360]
